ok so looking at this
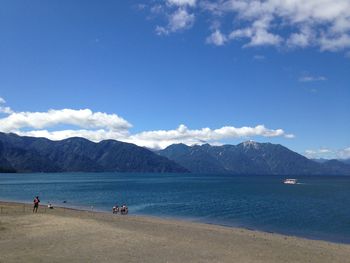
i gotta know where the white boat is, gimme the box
[284,179,297,184]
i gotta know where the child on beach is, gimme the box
[112,204,119,214]
[33,196,40,213]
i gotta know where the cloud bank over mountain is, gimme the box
[305,147,350,160]
[0,97,293,149]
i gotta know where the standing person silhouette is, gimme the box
[33,196,40,213]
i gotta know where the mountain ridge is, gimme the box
[1,132,349,175]
[0,132,188,173]
[158,142,350,175]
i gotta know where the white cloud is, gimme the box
[337,147,350,159]
[147,0,350,53]
[155,26,170,35]
[169,8,195,31]
[229,28,253,39]
[319,34,350,51]
[167,0,197,7]
[150,4,164,14]
[0,108,131,133]
[299,75,327,82]
[206,30,227,46]
[284,134,295,139]
[305,148,333,159]
[287,33,310,48]
[246,29,282,47]
[0,97,13,114]
[305,147,350,159]
[287,27,314,48]
[156,8,195,35]
[17,129,128,143]
[227,16,283,47]
[126,124,293,149]
[0,107,13,114]
[0,100,294,149]
[14,123,293,150]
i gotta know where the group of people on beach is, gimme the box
[33,195,128,215]
[112,204,128,215]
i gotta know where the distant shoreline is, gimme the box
[2,171,350,176]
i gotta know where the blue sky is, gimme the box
[0,0,349,158]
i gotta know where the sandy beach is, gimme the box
[0,201,349,263]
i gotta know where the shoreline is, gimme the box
[1,199,349,245]
[1,201,350,262]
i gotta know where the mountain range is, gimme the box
[157,141,350,176]
[0,132,187,173]
[0,132,349,175]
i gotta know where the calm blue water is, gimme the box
[0,173,349,243]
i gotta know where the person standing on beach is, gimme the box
[33,196,40,213]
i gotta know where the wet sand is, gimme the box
[1,201,349,263]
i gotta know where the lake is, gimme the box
[0,173,349,243]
